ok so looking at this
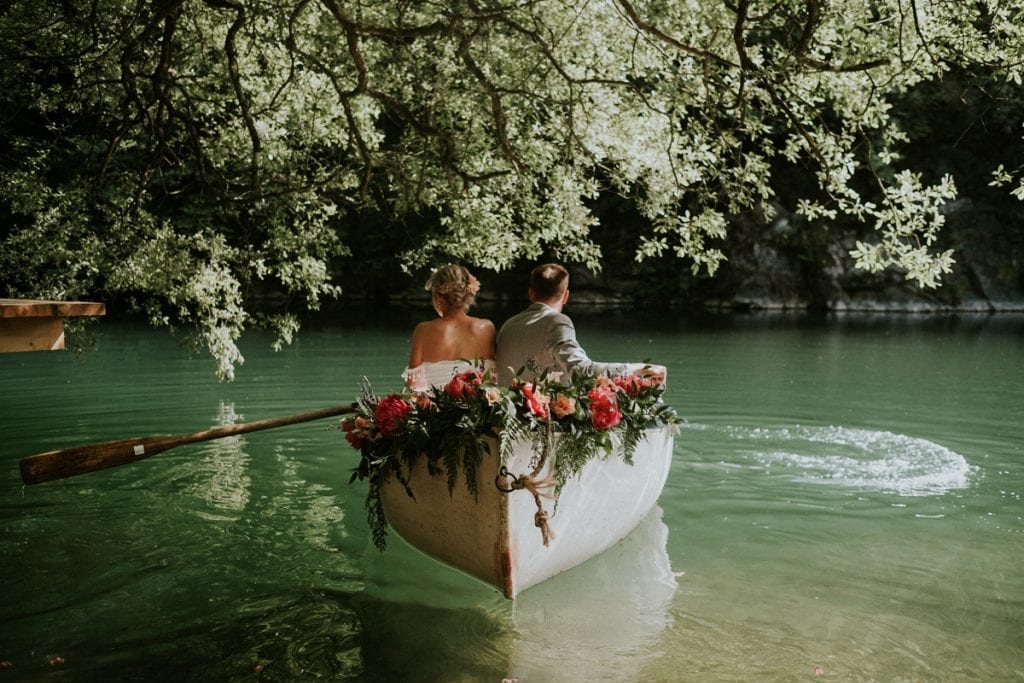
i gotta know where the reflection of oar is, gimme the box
[19,403,356,486]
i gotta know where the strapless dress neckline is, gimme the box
[401,359,497,392]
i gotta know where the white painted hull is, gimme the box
[379,425,674,598]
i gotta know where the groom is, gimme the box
[495,263,663,385]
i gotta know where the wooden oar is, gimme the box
[19,403,356,486]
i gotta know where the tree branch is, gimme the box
[614,0,737,69]
[455,24,525,173]
[203,0,261,194]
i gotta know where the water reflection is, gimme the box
[506,506,677,682]
[266,443,347,552]
[174,403,347,552]
[357,506,677,682]
[183,402,251,516]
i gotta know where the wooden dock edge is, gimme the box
[0,299,106,353]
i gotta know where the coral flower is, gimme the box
[550,393,576,419]
[613,374,654,396]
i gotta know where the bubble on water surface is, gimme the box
[714,425,973,496]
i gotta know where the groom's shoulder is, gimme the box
[496,307,525,332]
[499,303,546,329]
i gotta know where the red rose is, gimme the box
[373,395,413,438]
[445,369,483,399]
[587,386,622,430]
[522,382,549,418]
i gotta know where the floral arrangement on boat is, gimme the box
[341,363,682,549]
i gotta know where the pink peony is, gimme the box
[587,386,622,430]
[373,395,413,438]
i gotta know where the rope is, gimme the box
[495,417,558,546]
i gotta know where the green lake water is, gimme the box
[1,309,1022,681]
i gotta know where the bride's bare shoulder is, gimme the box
[469,316,495,331]
[413,317,444,333]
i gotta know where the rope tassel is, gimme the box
[533,505,555,546]
[495,467,557,546]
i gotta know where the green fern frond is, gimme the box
[619,424,644,465]
[442,437,462,495]
[462,438,487,499]
[366,479,388,551]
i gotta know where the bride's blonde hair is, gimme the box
[425,264,481,310]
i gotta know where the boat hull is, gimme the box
[380,425,674,598]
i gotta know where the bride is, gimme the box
[402,264,496,392]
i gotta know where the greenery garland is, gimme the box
[341,364,682,550]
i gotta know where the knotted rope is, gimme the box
[495,464,557,545]
[495,416,557,545]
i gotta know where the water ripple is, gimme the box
[690,424,973,496]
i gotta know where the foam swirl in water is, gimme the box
[704,425,973,496]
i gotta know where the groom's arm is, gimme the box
[549,313,631,378]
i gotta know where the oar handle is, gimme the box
[19,403,356,485]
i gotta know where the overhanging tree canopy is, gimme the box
[2,0,1022,378]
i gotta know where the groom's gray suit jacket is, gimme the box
[495,302,629,385]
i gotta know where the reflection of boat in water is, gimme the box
[379,425,674,598]
[507,504,678,681]
[357,505,677,681]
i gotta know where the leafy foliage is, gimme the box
[2,2,1024,376]
[342,365,681,549]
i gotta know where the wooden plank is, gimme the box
[0,299,106,319]
[0,299,104,353]
[0,317,65,352]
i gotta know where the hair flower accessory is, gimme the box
[466,274,481,296]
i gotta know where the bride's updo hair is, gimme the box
[425,264,481,310]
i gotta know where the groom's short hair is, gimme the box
[530,263,569,301]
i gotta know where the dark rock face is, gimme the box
[699,197,1024,313]
[945,200,1024,310]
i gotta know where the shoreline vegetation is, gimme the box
[4,4,1024,381]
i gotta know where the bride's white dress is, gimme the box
[402,359,497,393]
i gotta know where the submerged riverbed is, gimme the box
[2,310,1022,681]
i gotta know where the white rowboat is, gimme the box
[379,424,674,598]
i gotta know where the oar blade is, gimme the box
[19,436,179,485]
[18,403,355,485]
